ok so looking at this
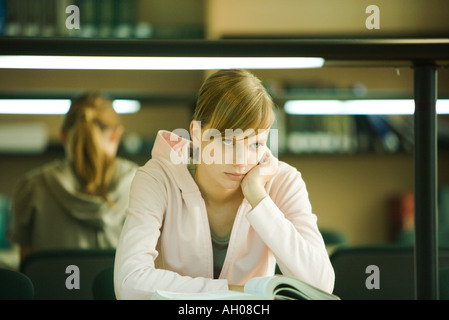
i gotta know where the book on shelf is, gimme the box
[285,113,416,154]
[96,0,114,38]
[113,0,139,38]
[389,191,414,242]
[0,0,6,36]
[384,115,414,153]
[353,115,375,152]
[365,115,401,153]
[151,275,340,300]
[55,0,72,37]
[286,115,358,154]
[2,0,139,38]
[389,186,449,244]
[4,0,22,36]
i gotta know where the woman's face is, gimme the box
[195,126,270,191]
[99,125,123,158]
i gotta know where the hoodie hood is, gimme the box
[42,158,137,230]
[151,130,200,195]
[152,130,191,163]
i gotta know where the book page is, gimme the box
[271,278,340,300]
[151,289,263,300]
[244,276,278,298]
[245,276,340,300]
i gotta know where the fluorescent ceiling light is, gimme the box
[0,99,141,114]
[284,99,449,115]
[111,99,141,114]
[0,55,324,70]
[0,122,48,153]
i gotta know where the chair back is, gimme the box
[0,268,34,300]
[440,267,449,300]
[92,266,116,300]
[20,249,115,300]
[321,229,347,246]
[330,245,449,300]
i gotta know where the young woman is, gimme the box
[9,92,138,261]
[114,70,335,299]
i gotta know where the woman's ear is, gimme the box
[190,120,202,163]
[109,125,124,143]
[60,130,67,143]
[190,120,201,146]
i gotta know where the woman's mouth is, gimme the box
[225,172,246,180]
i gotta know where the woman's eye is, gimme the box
[222,139,233,146]
[252,142,264,149]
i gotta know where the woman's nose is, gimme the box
[232,142,247,165]
[232,144,259,166]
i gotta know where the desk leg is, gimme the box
[414,65,438,300]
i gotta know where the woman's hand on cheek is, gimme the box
[241,150,279,208]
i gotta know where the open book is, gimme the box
[151,275,340,300]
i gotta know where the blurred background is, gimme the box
[1,0,449,269]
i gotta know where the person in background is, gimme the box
[114,70,335,299]
[9,92,138,261]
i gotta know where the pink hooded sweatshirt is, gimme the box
[114,130,335,299]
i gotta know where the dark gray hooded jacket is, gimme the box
[9,158,138,251]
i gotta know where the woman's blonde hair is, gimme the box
[193,69,275,134]
[62,92,121,204]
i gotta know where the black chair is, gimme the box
[92,266,116,300]
[330,245,449,300]
[321,229,347,246]
[0,268,34,300]
[440,267,449,300]
[20,249,115,300]
[395,227,449,247]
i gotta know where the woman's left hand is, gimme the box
[241,149,279,208]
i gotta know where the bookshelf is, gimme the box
[0,0,205,39]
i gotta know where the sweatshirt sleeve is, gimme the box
[113,165,228,300]
[245,163,335,293]
[8,174,36,246]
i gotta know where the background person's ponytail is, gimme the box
[62,92,121,205]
